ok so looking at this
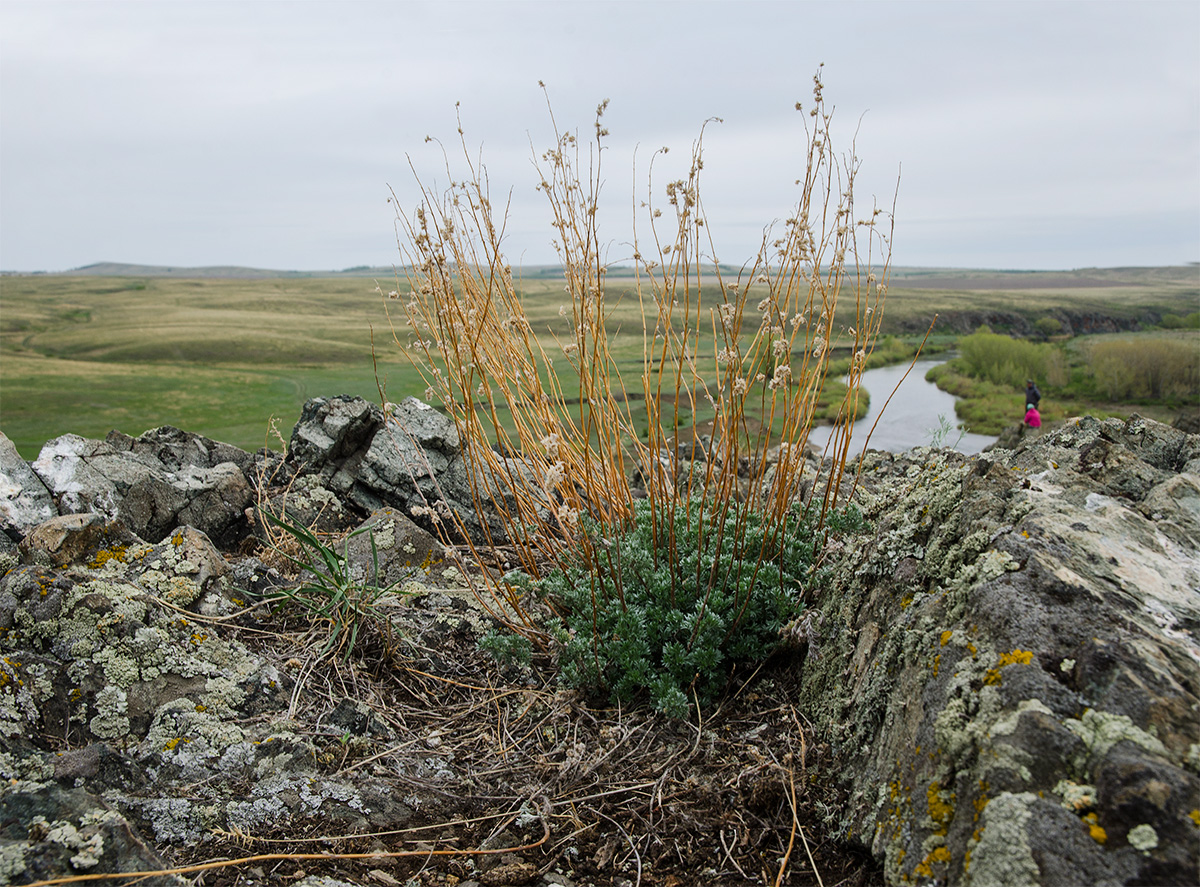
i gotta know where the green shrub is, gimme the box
[1088,338,1200,400]
[957,328,1066,388]
[1034,317,1063,338]
[535,497,865,718]
[1160,312,1200,330]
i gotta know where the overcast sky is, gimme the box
[2,0,1197,273]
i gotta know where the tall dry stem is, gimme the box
[387,71,893,639]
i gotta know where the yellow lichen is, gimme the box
[1084,812,1107,844]
[1190,809,1200,828]
[88,546,128,569]
[928,780,955,831]
[914,846,952,878]
[984,649,1035,685]
[940,630,953,646]
[998,649,1034,667]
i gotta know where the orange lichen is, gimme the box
[940,630,953,646]
[88,546,128,569]
[914,846,952,878]
[984,649,1034,685]
[1084,813,1107,844]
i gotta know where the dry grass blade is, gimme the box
[385,71,893,720]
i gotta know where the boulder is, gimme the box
[105,425,258,475]
[288,395,520,544]
[31,430,255,546]
[799,415,1200,885]
[0,782,185,886]
[342,507,450,589]
[18,512,142,569]
[0,430,57,538]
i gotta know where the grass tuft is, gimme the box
[389,71,894,714]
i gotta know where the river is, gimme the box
[806,359,998,457]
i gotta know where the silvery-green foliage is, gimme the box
[537,496,865,717]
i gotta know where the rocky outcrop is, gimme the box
[289,394,537,544]
[0,402,1196,885]
[0,432,56,540]
[799,415,1199,885]
[28,430,256,548]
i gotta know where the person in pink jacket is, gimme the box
[1025,404,1042,428]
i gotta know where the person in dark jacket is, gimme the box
[1025,380,1041,410]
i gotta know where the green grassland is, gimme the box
[1,265,1196,460]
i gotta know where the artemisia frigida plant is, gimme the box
[386,70,891,716]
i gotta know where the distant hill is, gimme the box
[60,262,383,279]
[7,261,1196,288]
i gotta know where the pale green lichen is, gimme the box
[1053,779,1096,812]
[1065,709,1167,766]
[199,674,247,715]
[1127,823,1158,853]
[371,520,396,550]
[88,685,130,740]
[1185,743,1200,773]
[964,792,1040,887]
[0,749,53,782]
[42,817,104,869]
[0,844,26,881]
[0,656,39,738]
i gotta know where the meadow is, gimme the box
[1,265,1196,460]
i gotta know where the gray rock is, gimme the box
[288,395,524,544]
[32,433,161,518]
[0,782,185,886]
[0,430,57,538]
[121,461,252,548]
[18,512,141,568]
[798,415,1200,885]
[106,425,258,474]
[30,433,252,545]
[289,394,384,470]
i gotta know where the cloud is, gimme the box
[1,0,1197,271]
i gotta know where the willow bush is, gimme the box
[957,326,1067,390]
[1089,337,1200,401]
[387,71,891,714]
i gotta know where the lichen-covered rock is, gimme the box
[256,473,360,538]
[342,507,449,588]
[0,430,56,539]
[18,512,141,568]
[0,781,185,885]
[288,395,526,544]
[1,525,273,746]
[799,415,1200,885]
[30,431,255,546]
